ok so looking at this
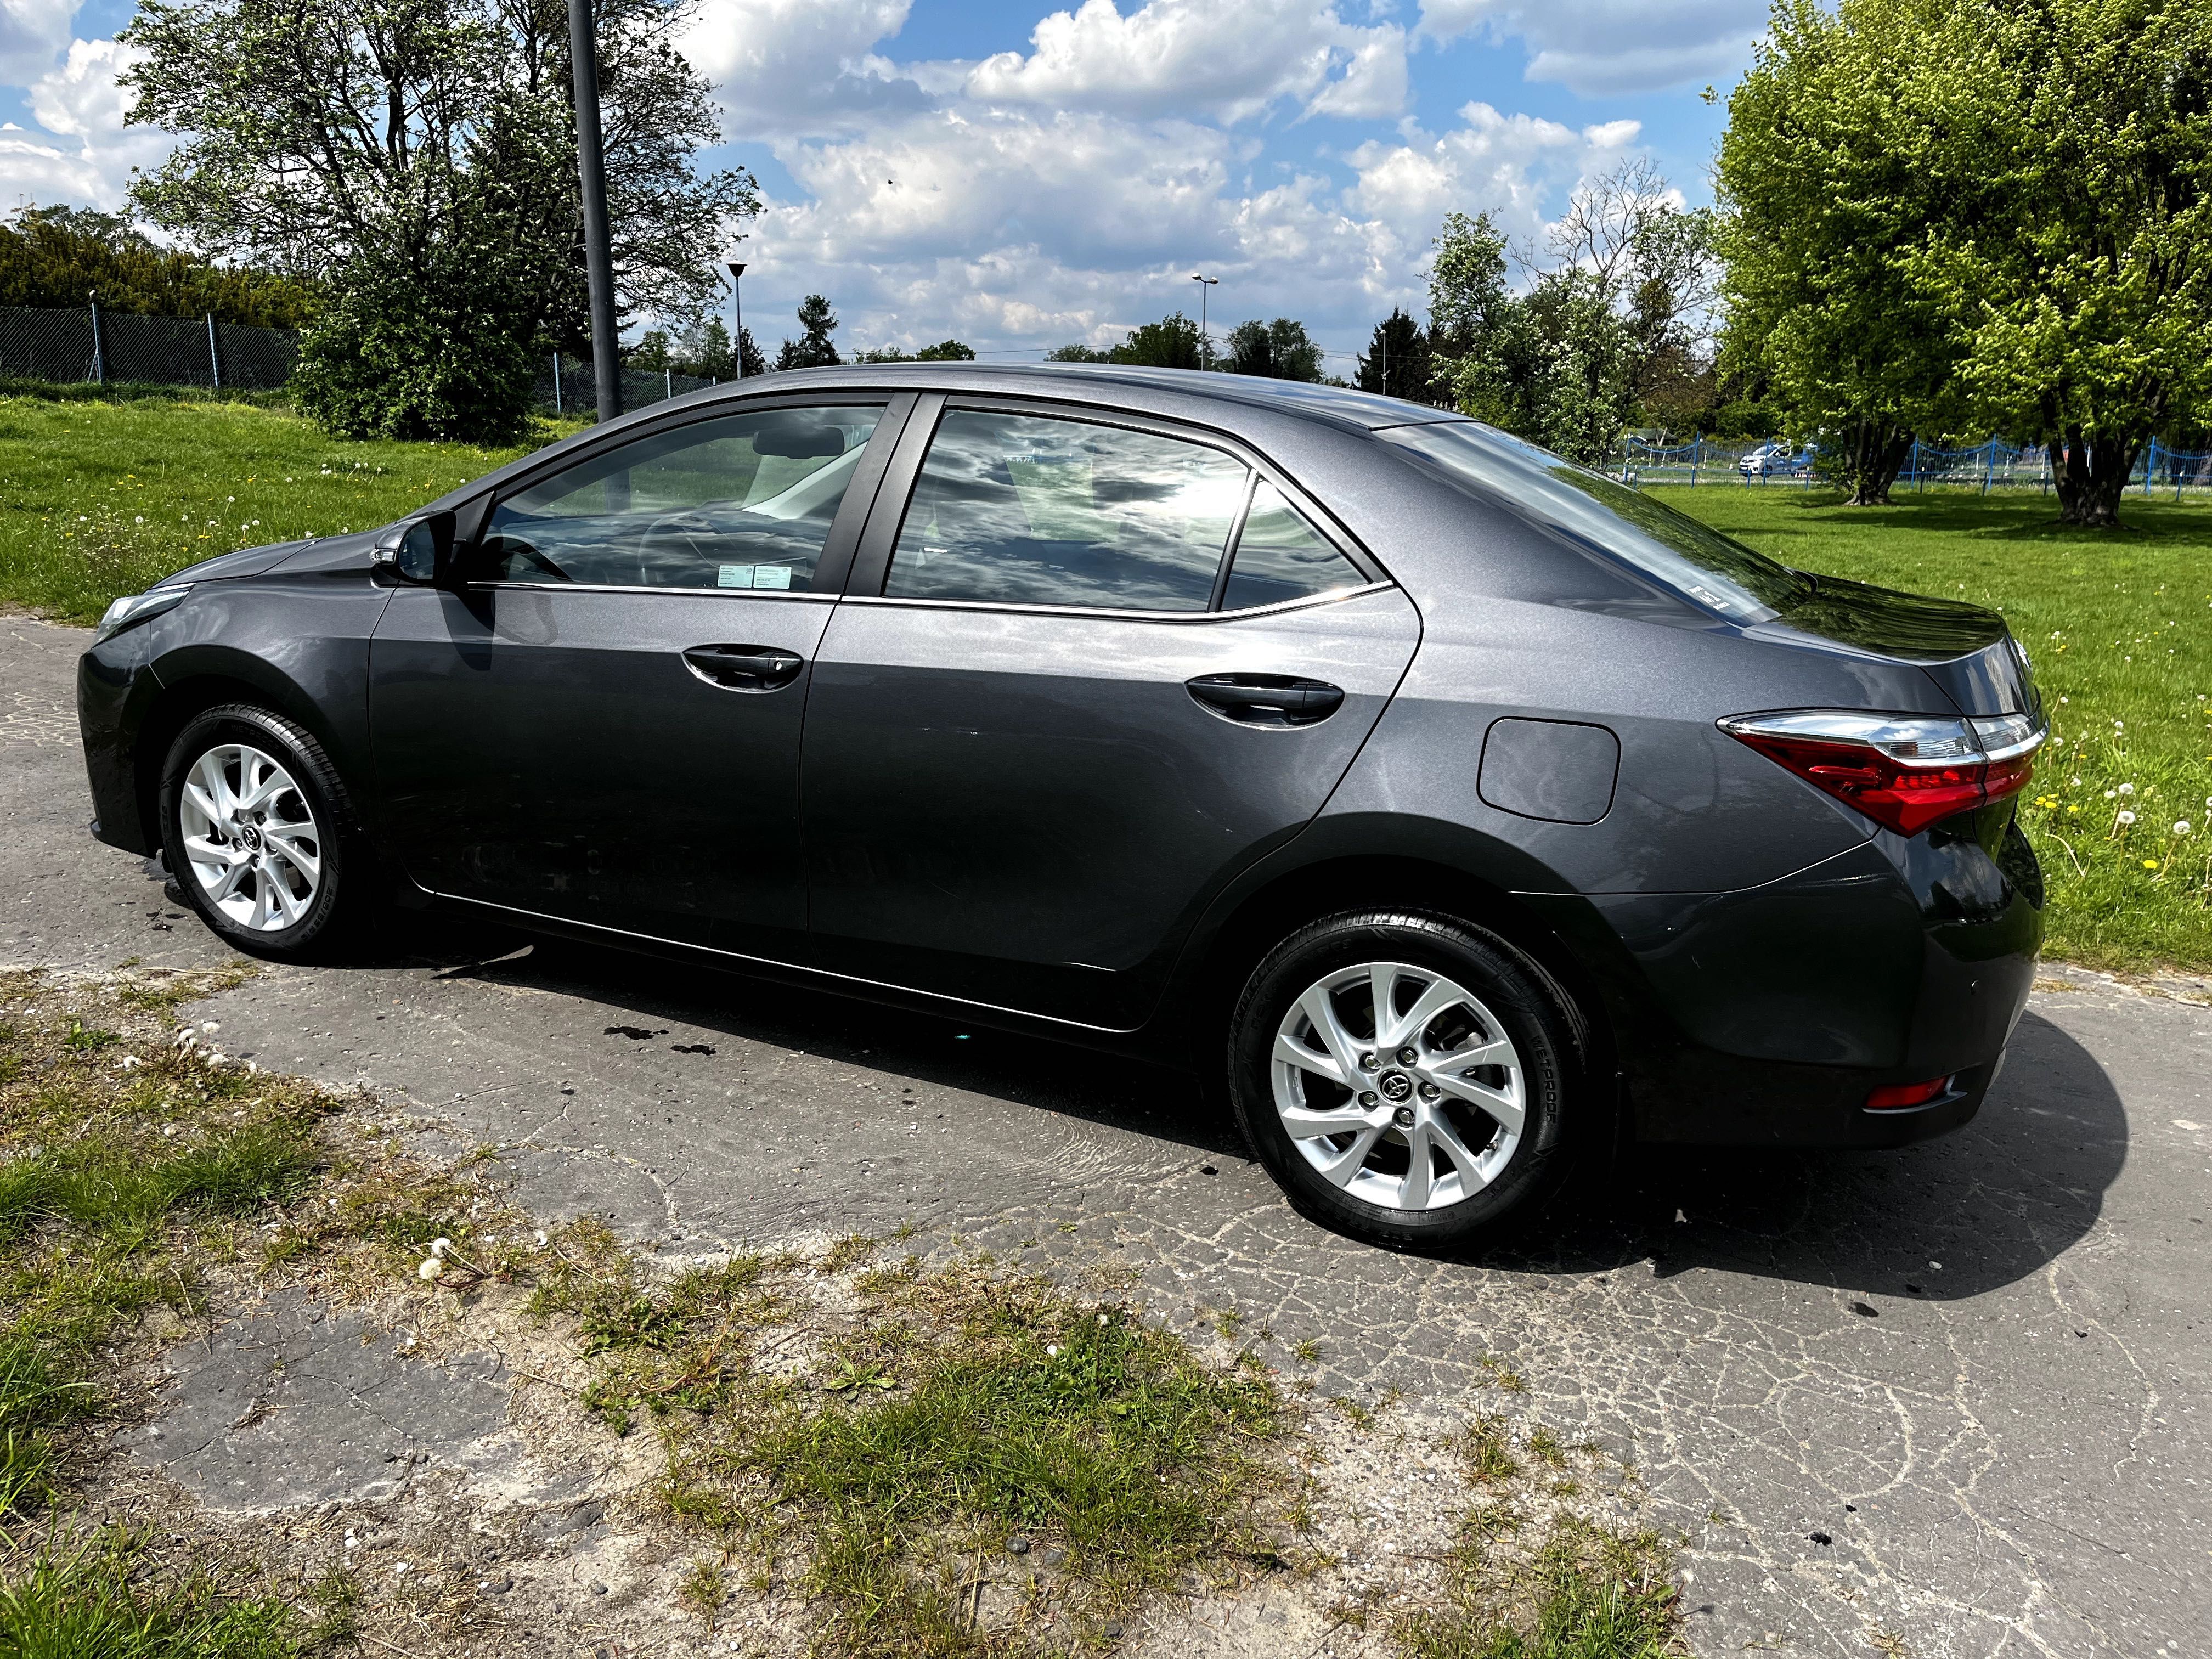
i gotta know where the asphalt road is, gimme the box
[7,610,2209,1657]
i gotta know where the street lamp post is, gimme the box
[1189,272,1218,370]
[725,252,746,379]
[567,0,621,422]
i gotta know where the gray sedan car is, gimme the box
[78,365,2045,1248]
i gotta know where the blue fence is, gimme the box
[1618,434,2212,498]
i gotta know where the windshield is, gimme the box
[1381,422,1814,622]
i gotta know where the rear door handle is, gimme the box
[682,644,805,692]
[1186,673,1345,727]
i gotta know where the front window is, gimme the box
[481,404,885,591]
[1382,422,1813,621]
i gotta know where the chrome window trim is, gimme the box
[459,580,839,602]
[836,580,1392,625]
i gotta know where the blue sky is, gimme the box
[0,0,1767,365]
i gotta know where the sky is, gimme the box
[0,0,1768,368]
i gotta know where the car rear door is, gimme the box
[800,395,1421,1028]
[369,394,910,956]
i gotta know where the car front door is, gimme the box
[370,395,908,955]
[800,398,1421,1028]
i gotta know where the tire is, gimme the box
[157,703,369,958]
[1227,910,1582,1250]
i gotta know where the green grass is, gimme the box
[0,396,567,623]
[533,1235,1288,1655]
[0,1532,318,1659]
[1656,486,2212,974]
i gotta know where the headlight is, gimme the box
[94,584,192,642]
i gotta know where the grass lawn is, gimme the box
[0,395,568,624]
[1656,484,2212,974]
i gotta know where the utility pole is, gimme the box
[1190,273,1218,370]
[726,248,747,379]
[568,0,621,422]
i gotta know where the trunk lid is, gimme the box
[1759,573,2034,717]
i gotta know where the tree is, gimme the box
[1111,313,1203,369]
[1046,343,1114,363]
[1715,0,1971,504]
[291,207,536,440]
[1356,309,1430,402]
[916,338,975,360]
[775,294,842,369]
[120,0,757,436]
[1,204,317,326]
[1935,0,2212,526]
[1224,318,1323,381]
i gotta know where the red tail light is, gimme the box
[1719,709,2043,837]
[1867,1076,1952,1110]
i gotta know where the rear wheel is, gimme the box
[1228,910,1581,1249]
[159,704,367,957]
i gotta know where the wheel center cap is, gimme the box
[1378,1070,1413,1103]
[239,824,263,850]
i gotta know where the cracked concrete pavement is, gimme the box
[7,610,2210,1656]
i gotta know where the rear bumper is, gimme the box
[1530,808,2042,1149]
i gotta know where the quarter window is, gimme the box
[1221,481,1364,610]
[885,410,1249,611]
[481,405,885,591]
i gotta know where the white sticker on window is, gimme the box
[752,565,792,590]
[717,565,754,588]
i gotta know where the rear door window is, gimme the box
[884,409,1249,611]
[482,405,885,591]
[1221,481,1366,610]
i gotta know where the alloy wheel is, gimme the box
[177,742,322,932]
[1271,960,1526,1211]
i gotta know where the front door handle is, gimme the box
[682,644,805,692]
[1186,673,1345,727]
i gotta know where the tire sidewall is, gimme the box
[160,707,349,956]
[1228,911,1576,1250]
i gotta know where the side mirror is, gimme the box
[373,510,458,586]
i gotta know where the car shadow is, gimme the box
[376,921,2125,1304]
[1488,1006,2125,1301]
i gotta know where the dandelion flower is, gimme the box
[1046,1344,1060,1357]
[2118,782,2135,794]
[2176,821,2192,836]
[2118,810,2137,825]
[430,1237,452,1257]
[417,1258,443,1280]
[2143,859,2159,871]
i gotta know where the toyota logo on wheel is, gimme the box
[1379,1070,1413,1102]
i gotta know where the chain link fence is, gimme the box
[1621,433,2212,499]
[531,351,722,420]
[0,301,300,390]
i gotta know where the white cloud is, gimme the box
[735,96,1643,359]
[0,38,168,211]
[676,0,929,138]
[1417,0,1763,95]
[0,0,81,84]
[964,0,1407,125]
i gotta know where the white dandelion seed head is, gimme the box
[2175,821,2192,836]
[2118,782,2135,794]
[417,1258,443,1280]
[2118,810,2137,825]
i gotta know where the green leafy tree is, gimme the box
[1356,309,1431,402]
[1111,313,1204,369]
[1224,317,1323,381]
[120,0,756,437]
[915,338,976,360]
[775,294,842,369]
[1715,0,1970,504]
[1936,0,2212,525]
[0,205,317,326]
[1046,343,1114,363]
[290,206,535,440]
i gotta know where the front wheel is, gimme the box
[1227,910,1582,1250]
[159,704,368,957]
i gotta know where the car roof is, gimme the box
[428,360,1467,516]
